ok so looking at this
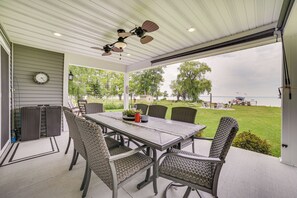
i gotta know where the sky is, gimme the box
[160,42,282,98]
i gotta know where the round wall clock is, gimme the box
[33,72,49,84]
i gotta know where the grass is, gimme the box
[78,97,281,157]
[155,100,281,157]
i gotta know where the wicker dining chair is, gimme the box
[77,99,87,115]
[134,103,149,115]
[171,107,197,151]
[148,105,168,119]
[63,108,121,192]
[158,117,239,198]
[75,116,158,198]
[85,103,104,114]
[63,106,75,154]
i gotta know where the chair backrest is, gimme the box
[85,103,104,114]
[148,105,167,119]
[63,108,86,159]
[75,116,113,189]
[134,103,148,115]
[77,99,87,115]
[171,107,197,124]
[209,117,239,160]
[68,99,75,109]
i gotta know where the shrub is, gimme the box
[104,102,124,110]
[232,131,272,155]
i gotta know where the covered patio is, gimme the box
[1,133,297,198]
[1,0,297,198]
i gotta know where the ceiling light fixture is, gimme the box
[114,37,127,49]
[127,54,131,56]
[187,27,195,32]
[53,32,62,37]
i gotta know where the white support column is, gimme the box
[62,53,69,132]
[281,1,297,166]
[123,72,129,110]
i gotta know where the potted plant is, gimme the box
[122,109,143,117]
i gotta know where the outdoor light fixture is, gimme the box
[68,71,74,81]
[187,27,195,32]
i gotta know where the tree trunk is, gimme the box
[118,94,122,101]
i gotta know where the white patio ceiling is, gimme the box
[0,0,284,71]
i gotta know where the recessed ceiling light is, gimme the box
[127,54,131,56]
[53,32,62,37]
[187,27,195,32]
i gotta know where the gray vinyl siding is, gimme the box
[13,44,64,129]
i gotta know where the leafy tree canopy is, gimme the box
[68,65,124,101]
[170,61,212,102]
[129,66,165,98]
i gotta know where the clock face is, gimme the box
[33,72,49,84]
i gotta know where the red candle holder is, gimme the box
[135,112,141,122]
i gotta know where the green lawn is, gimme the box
[101,99,281,157]
[151,100,281,157]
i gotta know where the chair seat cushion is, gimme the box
[109,146,152,184]
[159,149,213,189]
[105,137,120,149]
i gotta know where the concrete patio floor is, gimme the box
[0,132,297,198]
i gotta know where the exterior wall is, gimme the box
[13,44,64,130]
[0,24,11,156]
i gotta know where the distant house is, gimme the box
[139,95,154,102]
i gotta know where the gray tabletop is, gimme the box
[85,112,206,151]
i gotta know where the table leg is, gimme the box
[137,147,154,190]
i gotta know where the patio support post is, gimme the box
[123,72,129,110]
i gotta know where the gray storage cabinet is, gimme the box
[21,107,41,141]
[46,106,62,136]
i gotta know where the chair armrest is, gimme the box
[109,145,148,162]
[173,153,224,163]
[158,151,224,164]
[193,137,214,141]
[104,131,117,137]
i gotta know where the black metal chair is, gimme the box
[171,107,197,151]
[75,116,158,198]
[134,103,149,115]
[84,103,104,114]
[159,117,239,198]
[148,105,168,119]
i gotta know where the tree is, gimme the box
[110,73,124,100]
[163,91,169,98]
[171,61,212,102]
[68,65,123,100]
[130,66,165,98]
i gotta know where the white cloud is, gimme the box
[161,42,282,98]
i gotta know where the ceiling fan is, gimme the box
[91,20,159,56]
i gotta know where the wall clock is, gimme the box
[33,72,49,84]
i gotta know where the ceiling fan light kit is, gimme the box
[91,20,159,56]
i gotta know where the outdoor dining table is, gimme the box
[84,112,206,189]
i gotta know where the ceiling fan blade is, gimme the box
[102,52,112,56]
[112,47,124,52]
[140,35,153,44]
[91,47,103,50]
[142,20,159,32]
[118,32,132,38]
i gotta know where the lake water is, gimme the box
[199,95,281,107]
